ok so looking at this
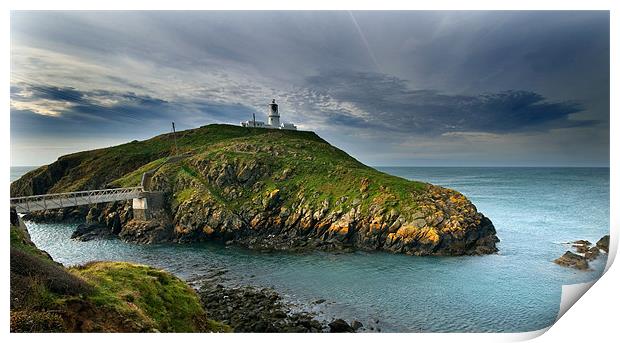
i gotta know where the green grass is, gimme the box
[70,261,230,332]
[12,123,430,222]
[113,157,169,188]
[11,223,230,332]
[11,124,327,197]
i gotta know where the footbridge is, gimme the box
[10,187,144,213]
[11,185,162,220]
[10,154,188,217]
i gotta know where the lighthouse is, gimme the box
[240,98,297,130]
[267,99,280,127]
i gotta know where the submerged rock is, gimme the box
[351,320,364,331]
[554,251,589,270]
[328,319,355,333]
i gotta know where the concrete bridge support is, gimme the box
[133,192,164,220]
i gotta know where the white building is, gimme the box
[240,99,297,130]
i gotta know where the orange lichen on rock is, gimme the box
[268,189,280,199]
[394,224,440,244]
[174,225,191,234]
[202,225,214,235]
[359,177,370,192]
[328,224,349,236]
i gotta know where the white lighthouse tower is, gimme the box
[267,99,280,127]
[240,98,296,130]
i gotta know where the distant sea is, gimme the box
[11,166,610,332]
[11,166,37,182]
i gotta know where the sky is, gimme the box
[10,11,609,167]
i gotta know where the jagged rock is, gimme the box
[585,247,600,261]
[351,320,364,331]
[328,319,355,333]
[554,251,589,270]
[573,244,590,254]
[596,235,610,253]
[85,207,100,224]
[71,223,113,241]
[10,207,20,227]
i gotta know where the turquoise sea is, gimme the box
[11,167,610,332]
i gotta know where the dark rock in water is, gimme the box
[328,319,355,333]
[554,251,589,270]
[351,320,364,331]
[596,235,610,253]
[71,223,113,241]
[585,247,600,261]
[573,240,591,246]
[313,299,326,305]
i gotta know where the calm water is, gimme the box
[12,167,610,332]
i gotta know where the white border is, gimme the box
[3,1,617,342]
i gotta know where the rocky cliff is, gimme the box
[12,124,499,256]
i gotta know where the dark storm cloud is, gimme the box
[10,82,254,137]
[10,11,609,166]
[27,85,85,102]
[305,71,591,134]
[11,83,172,123]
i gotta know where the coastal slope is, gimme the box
[9,209,229,332]
[12,124,499,256]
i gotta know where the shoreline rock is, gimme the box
[196,280,325,333]
[328,319,355,333]
[71,223,115,241]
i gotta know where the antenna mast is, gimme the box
[172,122,178,155]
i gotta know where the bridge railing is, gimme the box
[10,187,144,213]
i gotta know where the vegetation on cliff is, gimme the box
[12,124,498,255]
[10,210,229,332]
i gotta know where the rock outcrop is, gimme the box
[554,235,610,270]
[13,124,499,256]
[596,235,610,253]
[328,319,355,333]
[554,251,589,270]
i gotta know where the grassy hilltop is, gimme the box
[12,124,424,205]
[13,124,498,256]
